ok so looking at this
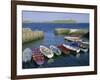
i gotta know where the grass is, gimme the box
[54,28,70,35]
[70,30,88,35]
[22,28,44,44]
[54,28,88,35]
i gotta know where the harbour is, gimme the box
[22,23,89,69]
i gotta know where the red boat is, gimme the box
[57,44,70,55]
[32,48,44,66]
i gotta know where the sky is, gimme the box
[22,11,89,23]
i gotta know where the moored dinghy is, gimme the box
[62,42,80,53]
[80,48,88,53]
[22,48,32,63]
[64,36,81,42]
[50,45,61,56]
[79,39,89,49]
[57,44,70,55]
[40,45,54,58]
[32,48,44,66]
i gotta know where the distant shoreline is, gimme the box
[22,22,89,24]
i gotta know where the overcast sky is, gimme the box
[22,11,89,23]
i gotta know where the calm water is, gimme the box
[22,23,89,49]
[22,23,89,69]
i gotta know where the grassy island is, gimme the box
[50,19,77,23]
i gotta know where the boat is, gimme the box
[80,40,89,45]
[50,45,61,56]
[81,41,89,45]
[62,42,80,53]
[22,48,32,62]
[80,48,88,53]
[32,48,44,65]
[79,40,89,49]
[64,36,81,42]
[40,45,54,58]
[57,44,70,55]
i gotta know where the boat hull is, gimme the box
[62,44,80,53]
[40,45,54,58]
[50,45,61,56]
[57,44,70,55]
[32,48,44,65]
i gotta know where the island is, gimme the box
[49,19,77,23]
[23,19,77,24]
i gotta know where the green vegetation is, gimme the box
[23,20,34,23]
[50,19,77,23]
[54,28,70,35]
[22,28,44,44]
[70,30,88,35]
[23,19,77,24]
[54,28,88,35]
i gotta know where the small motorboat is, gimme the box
[22,48,32,62]
[50,45,61,56]
[62,42,80,53]
[40,45,54,58]
[57,44,70,55]
[32,48,44,66]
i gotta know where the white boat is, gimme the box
[80,48,88,53]
[79,40,89,49]
[64,36,81,42]
[22,48,32,62]
[81,41,89,45]
[40,45,54,58]
[50,45,61,56]
[62,44,80,53]
[79,39,89,45]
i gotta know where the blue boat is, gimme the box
[63,42,80,53]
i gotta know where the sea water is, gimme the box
[22,23,89,69]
